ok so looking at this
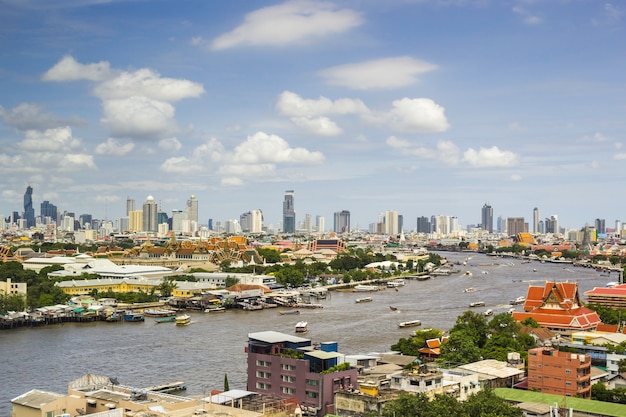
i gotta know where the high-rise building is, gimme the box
[527,347,591,398]
[142,195,158,232]
[334,210,350,233]
[40,200,57,222]
[545,215,559,234]
[171,210,185,233]
[303,213,313,233]
[79,214,92,229]
[23,186,35,228]
[316,215,325,233]
[594,218,606,234]
[384,210,399,235]
[532,207,540,234]
[481,203,493,233]
[186,195,198,225]
[240,210,263,233]
[126,197,135,216]
[416,216,430,233]
[507,217,527,236]
[282,190,295,233]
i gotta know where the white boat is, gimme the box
[175,314,191,325]
[355,297,373,303]
[204,306,226,313]
[469,301,485,308]
[607,282,620,288]
[353,284,379,292]
[483,309,493,317]
[510,296,526,305]
[463,287,476,293]
[398,320,421,328]
[387,279,405,288]
[295,321,308,333]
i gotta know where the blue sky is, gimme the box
[0,0,624,231]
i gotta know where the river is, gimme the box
[0,252,616,417]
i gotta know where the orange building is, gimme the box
[584,284,626,309]
[527,347,591,398]
[512,281,601,335]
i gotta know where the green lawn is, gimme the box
[494,388,626,417]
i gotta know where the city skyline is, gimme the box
[1,1,625,229]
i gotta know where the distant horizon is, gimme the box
[1,1,624,232]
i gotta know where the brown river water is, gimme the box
[0,252,615,416]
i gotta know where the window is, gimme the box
[256,382,271,390]
[565,369,571,374]
[45,412,54,417]
[281,386,295,394]
[306,379,319,386]
[281,375,295,383]
[256,360,271,367]
[306,391,318,399]
[256,371,271,378]
[282,364,295,371]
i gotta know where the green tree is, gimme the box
[224,373,230,391]
[520,317,541,328]
[381,393,431,417]
[449,311,489,348]
[274,267,305,288]
[157,277,178,297]
[224,276,239,288]
[463,389,523,417]
[439,330,482,365]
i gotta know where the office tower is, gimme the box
[481,203,493,233]
[171,210,185,233]
[533,207,540,234]
[449,216,459,233]
[157,210,169,227]
[545,215,559,234]
[23,186,35,228]
[384,210,399,235]
[616,220,622,233]
[142,195,158,232]
[208,219,213,231]
[240,210,263,233]
[538,220,545,234]
[316,215,325,233]
[433,214,450,235]
[186,195,198,224]
[594,218,606,234]
[334,210,350,233]
[282,190,295,233]
[79,214,92,229]
[225,219,241,234]
[40,200,58,222]
[126,197,135,216]
[507,217,527,236]
[303,213,313,233]
[398,214,403,233]
[128,210,143,232]
[497,216,505,233]
[416,216,430,233]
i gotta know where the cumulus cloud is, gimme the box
[210,0,363,50]
[463,146,519,167]
[17,126,81,152]
[319,56,438,90]
[512,5,542,25]
[101,96,177,139]
[0,126,95,174]
[386,136,413,149]
[95,138,135,156]
[93,68,204,102]
[290,116,342,136]
[158,137,182,152]
[0,103,84,131]
[42,55,112,81]
[160,156,206,174]
[232,132,324,164]
[368,98,450,133]
[277,90,368,117]
[613,153,626,160]
[42,56,205,140]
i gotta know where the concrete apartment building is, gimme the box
[246,331,358,417]
[527,347,592,398]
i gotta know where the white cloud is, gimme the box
[93,68,204,102]
[510,174,523,181]
[436,140,461,165]
[319,56,438,90]
[0,103,84,131]
[42,55,112,81]
[101,96,177,139]
[290,116,343,136]
[194,138,226,163]
[158,137,182,152]
[276,90,368,117]
[463,146,519,167]
[613,153,626,160]
[160,156,206,174]
[210,0,363,50]
[218,163,277,177]
[232,131,324,164]
[18,126,81,151]
[60,154,96,170]
[42,56,204,140]
[369,98,450,133]
[221,177,244,186]
[512,5,542,25]
[95,138,135,156]
[386,136,413,149]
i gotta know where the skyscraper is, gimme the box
[142,195,158,232]
[481,203,493,233]
[533,207,540,234]
[126,197,135,216]
[334,210,350,233]
[40,200,57,223]
[186,195,198,224]
[23,186,35,228]
[384,210,399,235]
[282,190,295,233]
[416,216,430,233]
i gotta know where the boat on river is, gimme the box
[295,321,308,333]
[154,316,176,323]
[356,297,373,303]
[469,301,485,308]
[204,306,226,313]
[389,305,398,311]
[123,312,145,322]
[510,296,526,305]
[279,310,300,315]
[398,320,421,328]
[463,287,476,293]
[387,279,405,288]
[175,314,191,326]
[483,309,493,317]
[144,308,177,317]
[353,284,379,292]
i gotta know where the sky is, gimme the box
[0,0,625,232]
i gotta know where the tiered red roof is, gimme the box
[512,281,601,331]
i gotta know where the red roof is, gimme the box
[585,284,626,297]
[522,281,580,311]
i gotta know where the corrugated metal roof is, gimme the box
[11,389,65,408]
